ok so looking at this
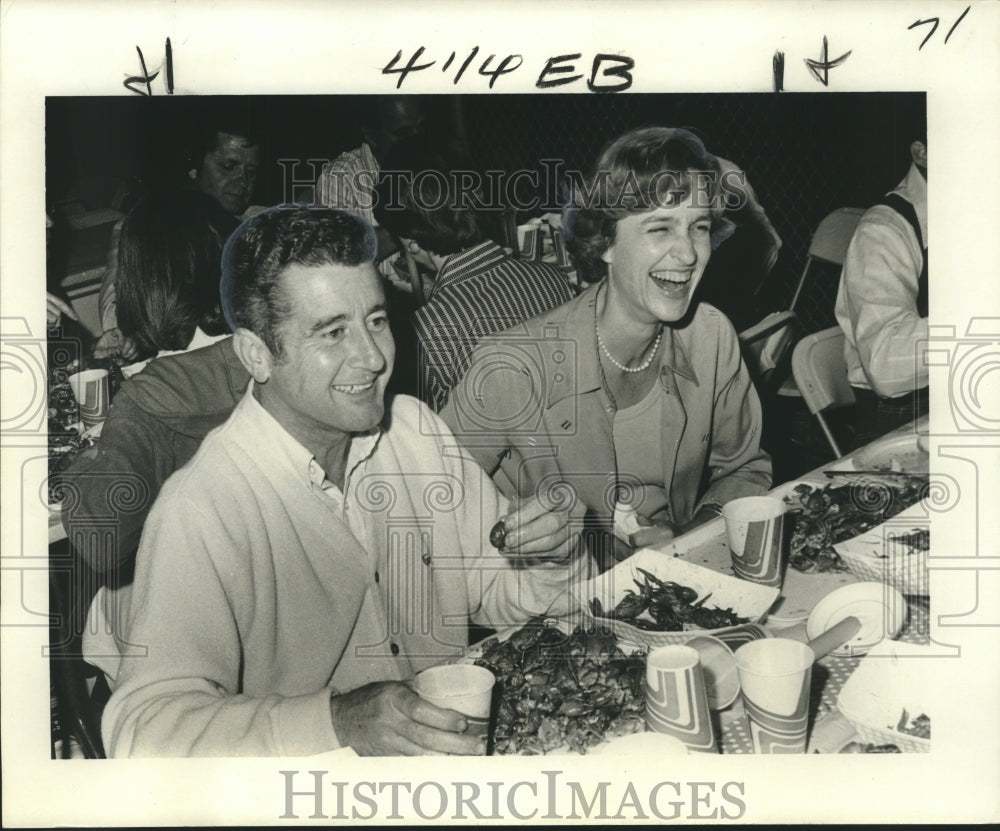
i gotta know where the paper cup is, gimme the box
[734,638,814,753]
[685,635,740,710]
[722,496,787,587]
[712,623,771,651]
[413,664,495,739]
[67,368,109,429]
[644,645,717,753]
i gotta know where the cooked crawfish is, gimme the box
[591,567,749,632]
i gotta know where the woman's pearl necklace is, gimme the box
[596,321,663,373]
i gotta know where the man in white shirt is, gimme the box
[834,118,928,443]
[99,206,590,757]
[315,96,425,281]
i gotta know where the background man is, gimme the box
[99,207,589,757]
[315,96,426,280]
[835,111,928,443]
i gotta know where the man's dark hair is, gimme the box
[373,134,489,256]
[221,207,377,356]
[185,110,261,175]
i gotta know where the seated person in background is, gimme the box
[63,190,240,642]
[835,112,928,444]
[373,135,576,412]
[98,207,590,757]
[115,190,238,378]
[95,116,262,357]
[316,95,425,282]
[440,127,772,572]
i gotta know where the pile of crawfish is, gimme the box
[474,617,646,755]
[784,476,929,574]
[590,568,750,632]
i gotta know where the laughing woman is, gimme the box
[440,127,772,570]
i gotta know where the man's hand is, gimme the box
[329,681,485,756]
[496,491,584,563]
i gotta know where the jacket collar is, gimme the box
[544,281,700,409]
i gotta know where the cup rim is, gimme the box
[733,637,814,675]
[722,495,787,522]
[414,663,496,696]
[646,644,700,671]
[67,368,109,381]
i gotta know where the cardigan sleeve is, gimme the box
[102,493,340,758]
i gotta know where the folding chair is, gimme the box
[791,325,856,458]
[738,310,799,395]
[49,565,107,758]
[788,207,866,316]
[775,206,865,400]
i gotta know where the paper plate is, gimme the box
[806,583,907,657]
[851,433,928,475]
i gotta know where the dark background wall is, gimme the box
[46,92,924,333]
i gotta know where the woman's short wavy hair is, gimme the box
[564,127,734,284]
[220,206,377,357]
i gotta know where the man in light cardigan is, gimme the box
[100,207,591,757]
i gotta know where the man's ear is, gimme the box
[910,140,927,169]
[232,328,274,384]
[601,240,615,266]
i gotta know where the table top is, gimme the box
[651,414,930,754]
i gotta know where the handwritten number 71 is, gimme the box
[908,5,971,50]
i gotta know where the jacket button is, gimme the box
[390,643,400,655]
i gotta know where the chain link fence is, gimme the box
[460,92,923,335]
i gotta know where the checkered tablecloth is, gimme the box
[717,595,930,754]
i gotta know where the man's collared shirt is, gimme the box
[413,240,575,412]
[835,162,929,397]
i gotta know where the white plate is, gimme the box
[850,433,929,475]
[806,583,907,657]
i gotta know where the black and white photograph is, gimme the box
[3,1,999,826]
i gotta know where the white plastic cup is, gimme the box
[413,664,496,739]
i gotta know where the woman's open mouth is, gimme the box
[650,269,692,298]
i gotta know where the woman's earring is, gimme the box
[408,241,420,254]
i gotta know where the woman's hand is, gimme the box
[92,327,139,361]
[627,512,679,549]
[46,293,77,330]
